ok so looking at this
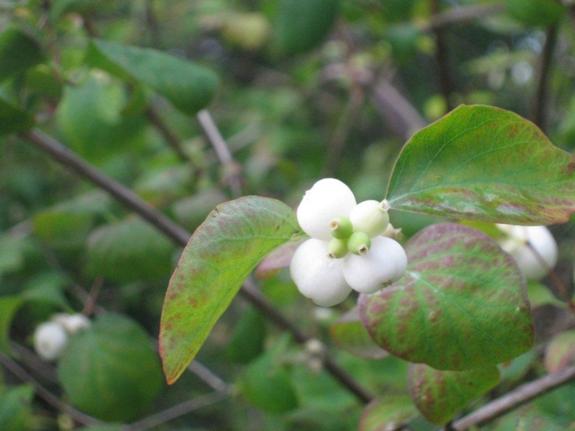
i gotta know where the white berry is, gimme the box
[53,313,91,334]
[349,200,390,238]
[343,236,407,293]
[290,239,352,306]
[498,225,557,280]
[296,178,356,240]
[33,322,69,361]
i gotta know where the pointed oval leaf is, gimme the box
[408,364,500,425]
[0,28,44,83]
[330,307,388,360]
[387,105,575,224]
[87,39,218,115]
[359,223,533,370]
[160,196,300,384]
[0,296,23,353]
[86,217,176,283]
[271,0,339,56]
[544,330,575,373]
[359,396,418,431]
[58,314,163,422]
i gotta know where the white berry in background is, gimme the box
[497,224,558,280]
[343,236,408,294]
[53,313,91,334]
[290,239,352,307]
[296,178,356,240]
[349,200,390,238]
[34,322,68,361]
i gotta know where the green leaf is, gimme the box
[359,396,418,431]
[0,98,33,136]
[0,235,27,276]
[386,105,575,225]
[330,308,388,360]
[270,0,339,56]
[506,0,565,27]
[227,308,267,364]
[87,39,218,115]
[408,364,500,425]
[359,223,533,371]
[160,196,299,384]
[58,314,163,422]
[0,385,34,431]
[86,217,176,283]
[0,296,23,353]
[0,28,44,83]
[239,337,298,414]
[545,330,575,373]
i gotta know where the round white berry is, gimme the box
[53,313,91,334]
[296,178,356,240]
[33,322,68,361]
[505,226,558,280]
[290,238,352,307]
[349,200,390,238]
[343,236,407,293]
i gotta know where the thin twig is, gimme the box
[453,366,575,430]
[126,391,228,431]
[430,0,455,111]
[532,25,558,131]
[0,353,102,427]
[421,3,506,32]
[146,107,197,169]
[372,79,427,140]
[22,129,374,404]
[197,109,243,196]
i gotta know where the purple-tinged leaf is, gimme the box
[160,196,299,384]
[330,308,388,360]
[409,363,499,425]
[387,105,575,224]
[360,223,533,370]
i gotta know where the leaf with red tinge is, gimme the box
[360,223,533,371]
[544,330,575,373]
[160,196,300,384]
[387,105,575,224]
[330,307,388,360]
[409,363,500,425]
[359,396,418,431]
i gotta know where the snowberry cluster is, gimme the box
[497,224,558,280]
[33,313,91,361]
[290,178,407,307]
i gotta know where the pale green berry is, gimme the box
[343,236,407,293]
[349,200,390,238]
[53,313,91,335]
[330,217,353,239]
[290,239,352,307]
[348,231,371,255]
[328,238,348,258]
[296,178,356,240]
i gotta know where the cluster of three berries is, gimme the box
[290,178,408,307]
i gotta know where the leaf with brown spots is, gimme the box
[387,105,575,224]
[359,223,533,370]
[160,196,300,384]
[408,363,500,425]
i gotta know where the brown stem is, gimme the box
[431,0,455,111]
[22,129,374,404]
[453,366,575,430]
[532,25,558,131]
[197,109,243,197]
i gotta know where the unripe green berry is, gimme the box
[349,200,390,238]
[330,217,353,239]
[348,232,371,255]
[328,238,348,258]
